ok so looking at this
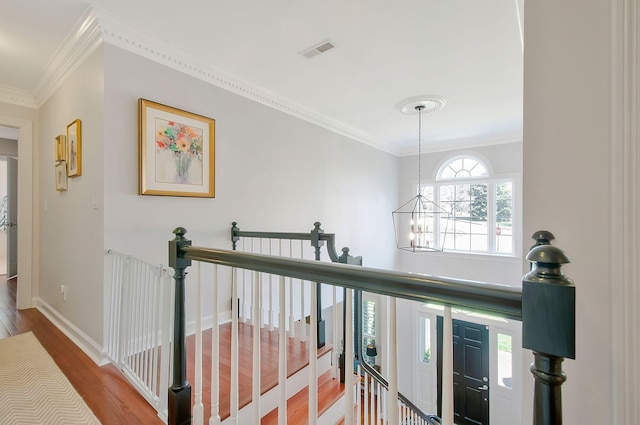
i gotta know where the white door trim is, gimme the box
[0,116,34,309]
[610,0,639,422]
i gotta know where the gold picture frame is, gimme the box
[138,99,215,197]
[55,134,66,161]
[66,119,82,177]
[55,161,68,191]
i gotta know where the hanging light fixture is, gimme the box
[393,97,450,252]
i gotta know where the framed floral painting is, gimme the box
[138,99,215,197]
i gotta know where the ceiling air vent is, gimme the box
[301,40,336,59]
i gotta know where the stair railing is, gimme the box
[167,226,575,425]
[231,221,339,347]
[230,221,343,423]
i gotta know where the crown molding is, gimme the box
[31,8,103,107]
[91,7,388,153]
[398,133,523,156]
[0,84,38,109]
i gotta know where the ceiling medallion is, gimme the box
[397,95,447,115]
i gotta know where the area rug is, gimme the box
[0,332,101,424]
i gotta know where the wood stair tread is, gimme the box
[185,322,333,422]
[260,369,346,425]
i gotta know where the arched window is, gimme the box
[421,154,514,254]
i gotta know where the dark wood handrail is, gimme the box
[231,221,340,262]
[181,245,523,320]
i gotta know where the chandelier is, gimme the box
[392,97,449,252]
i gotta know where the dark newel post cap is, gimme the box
[311,222,325,248]
[525,245,572,284]
[522,243,575,359]
[530,230,555,247]
[169,227,192,270]
[231,222,240,249]
[338,247,350,263]
[339,247,363,266]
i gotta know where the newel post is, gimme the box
[522,233,575,425]
[168,227,192,425]
[310,222,326,348]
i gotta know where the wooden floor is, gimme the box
[0,276,163,425]
[0,276,347,424]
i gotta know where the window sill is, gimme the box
[424,250,522,263]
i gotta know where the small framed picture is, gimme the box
[55,134,66,161]
[66,119,82,177]
[55,161,68,191]
[138,99,215,197]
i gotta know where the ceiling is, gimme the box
[0,0,524,156]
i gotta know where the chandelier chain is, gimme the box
[417,105,424,196]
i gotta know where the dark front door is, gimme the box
[437,317,490,425]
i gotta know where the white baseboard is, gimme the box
[185,310,232,336]
[34,297,106,366]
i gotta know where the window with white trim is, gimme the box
[362,293,378,365]
[421,155,514,254]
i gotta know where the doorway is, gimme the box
[437,317,490,425]
[0,120,32,310]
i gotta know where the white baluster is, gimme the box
[143,263,151,387]
[299,242,306,341]
[382,385,387,425]
[344,288,354,424]
[369,373,374,424]
[364,370,369,425]
[332,285,339,379]
[442,306,454,425]
[387,297,398,425]
[158,269,172,416]
[230,268,239,425]
[240,239,246,322]
[149,269,161,405]
[253,271,262,423]
[309,281,318,424]
[288,241,295,338]
[376,380,381,425]
[357,364,362,425]
[278,275,287,425]
[193,262,204,424]
[133,261,142,380]
[209,265,221,425]
[268,240,274,331]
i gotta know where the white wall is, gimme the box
[102,44,399,324]
[522,0,628,423]
[38,47,105,344]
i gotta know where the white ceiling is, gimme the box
[0,0,523,155]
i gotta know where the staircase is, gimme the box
[184,322,339,424]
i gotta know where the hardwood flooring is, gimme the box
[0,276,163,425]
[0,276,347,424]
